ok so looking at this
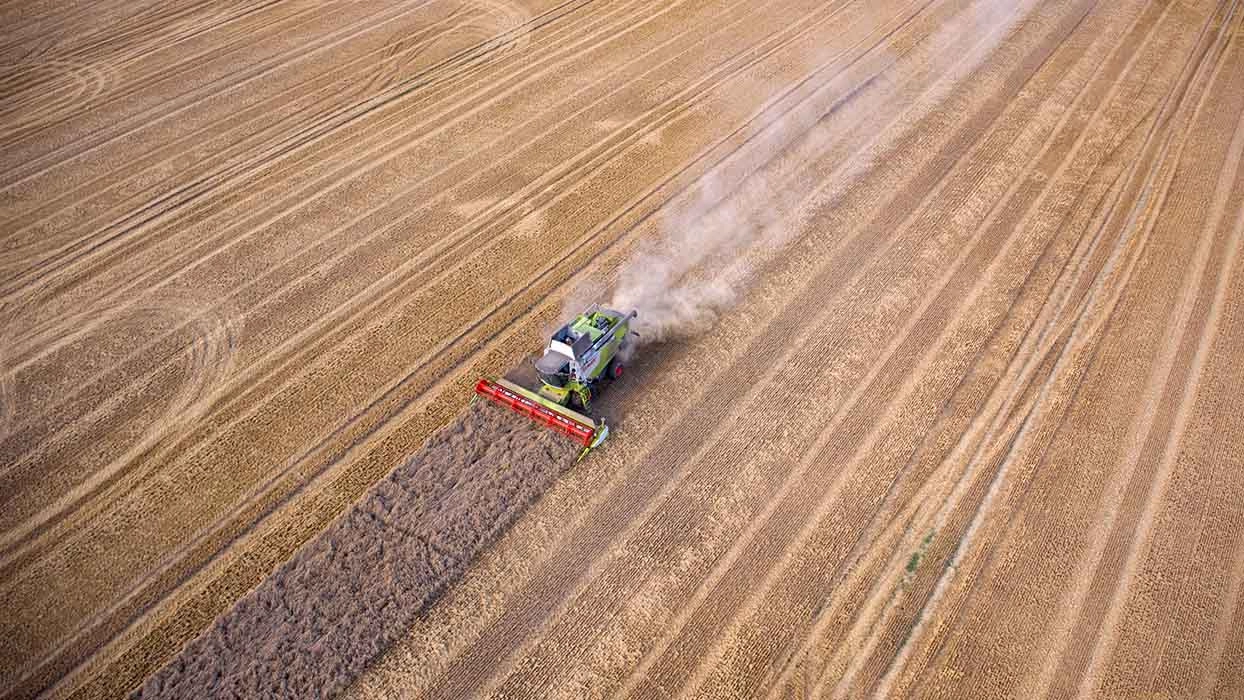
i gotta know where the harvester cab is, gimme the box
[534,305,635,410]
[475,305,637,460]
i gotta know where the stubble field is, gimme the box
[2,0,1243,698]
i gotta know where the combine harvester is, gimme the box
[475,304,637,460]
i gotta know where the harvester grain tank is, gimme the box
[474,305,637,459]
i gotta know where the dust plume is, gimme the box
[607,64,826,345]
[608,0,1030,346]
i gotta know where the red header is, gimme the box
[474,378,596,446]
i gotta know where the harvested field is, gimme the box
[135,402,576,698]
[2,0,1243,699]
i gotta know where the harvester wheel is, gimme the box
[610,362,624,379]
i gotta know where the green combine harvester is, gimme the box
[475,305,637,459]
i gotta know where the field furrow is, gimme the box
[4,0,1242,698]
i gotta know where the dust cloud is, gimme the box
[603,28,866,346]
[607,0,1028,346]
[608,120,803,345]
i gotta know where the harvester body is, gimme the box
[534,305,635,411]
[475,305,636,459]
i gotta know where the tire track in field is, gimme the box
[544,0,1174,691]
[689,3,1163,695]
[0,0,349,156]
[153,0,950,691]
[0,0,622,332]
[0,0,633,549]
[0,0,566,272]
[0,59,118,138]
[1138,203,1244,700]
[0,58,113,106]
[564,0,1071,690]
[0,0,594,286]
[0,312,14,442]
[822,0,1192,692]
[48,1,286,67]
[779,4,1172,693]
[0,1,265,79]
[357,6,476,98]
[0,0,446,190]
[613,4,1131,697]
[1207,570,1244,699]
[1,0,599,363]
[0,0,290,108]
[48,0,865,619]
[1195,279,1244,698]
[0,0,384,219]
[0,0,194,55]
[866,4,1239,694]
[0,1,320,194]
[0,298,239,697]
[357,0,537,98]
[0,293,239,533]
[1067,15,1243,695]
[950,4,1241,692]
[51,6,895,686]
[1008,9,1240,693]
[0,0,485,228]
[351,2,958,688]
[821,160,1134,700]
[0,0,560,295]
[778,143,1136,700]
[0,0,164,61]
[2,0,681,661]
[0,0,311,148]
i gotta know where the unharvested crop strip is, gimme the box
[778,3,1165,686]
[704,4,1146,695]
[360,0,970,691]
[592,0,1076,691]
[1193,269,1244,699]
[1068,18,1244,695]
[824,0,1198,693]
